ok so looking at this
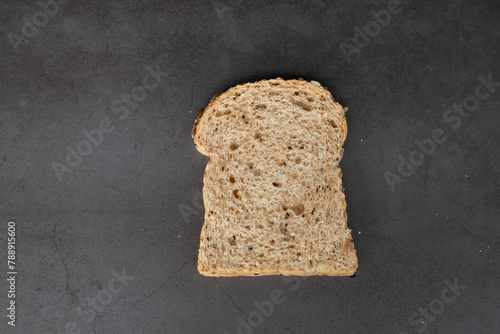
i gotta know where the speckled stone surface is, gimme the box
[0,0,499,333]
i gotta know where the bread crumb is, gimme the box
[358,231,361,234]
[360,139,363,142]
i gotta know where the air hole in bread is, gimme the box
[228,236,236,246]
[343,237,353,253]
[272,182,281,187]
[254,132,262,139]
[230,143,239,151]
[291,204,305,216]
[293,100,312,111]
[329,119,337,128]
[255,104,267,109]
[280,222,288,234]
[229,176,236,183]
[233,189,242,199]
[215,109,231,117]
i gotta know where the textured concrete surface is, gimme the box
[0,0,499,333]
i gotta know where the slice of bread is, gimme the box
[192,78,357,277]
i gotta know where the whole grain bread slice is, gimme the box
[192,78,357,276]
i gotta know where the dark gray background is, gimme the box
[1,0,499,333]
